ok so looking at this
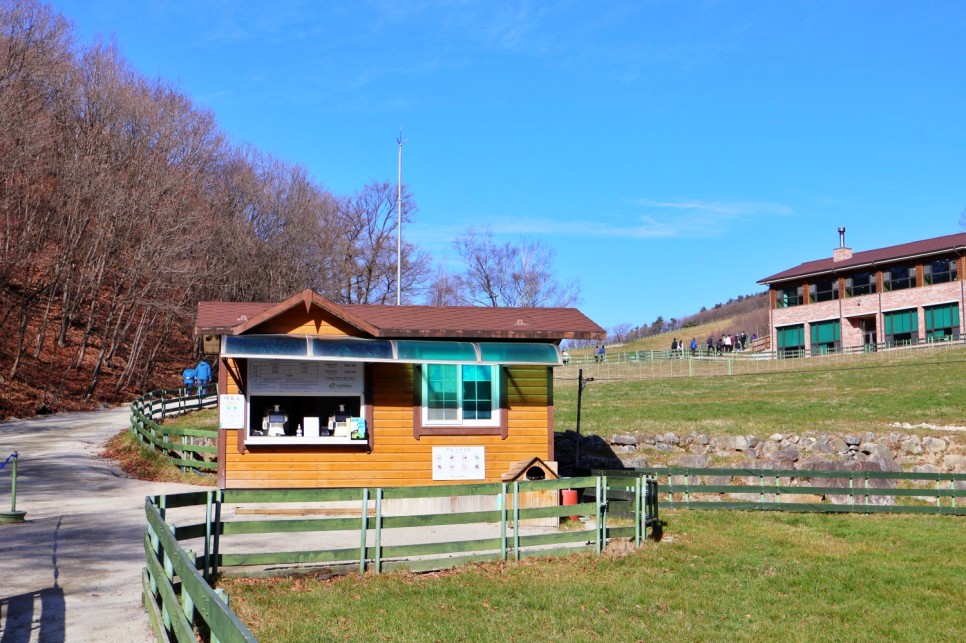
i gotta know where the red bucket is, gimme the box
[561,489,578,520]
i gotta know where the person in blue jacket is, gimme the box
[195,360,212,395]
[182,367,196,393]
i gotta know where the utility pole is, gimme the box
[396,129,405,305]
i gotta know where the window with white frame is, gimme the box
[422,364,500,427]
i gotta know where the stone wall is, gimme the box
[555,426,966,476]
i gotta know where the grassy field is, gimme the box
[554,347,966,440]
[212,349,966,641]
[218,510,965,642]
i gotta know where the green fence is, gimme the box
[129,388,219,471]
[143,475,659,642]
[601,467,965,515]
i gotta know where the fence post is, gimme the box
[513,482,521,560]
[500,483,508,562]
[359,488,370,573]
[634,475,642,547]
[182,550,196,625]
[212,490,222,578]
[374,488,383,574]
[211,589,229,643]
[594,476,604,554]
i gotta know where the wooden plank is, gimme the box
[381,537,505,558]
[145,500,257,643]
[225,488,364,503]
[142,535,195,643]
[221,516,360,535]
[220,548,360,567]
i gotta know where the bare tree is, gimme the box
[447,227,580,308]
[425,262,460,306]
[315,180,430,304]
[611,323,633,343]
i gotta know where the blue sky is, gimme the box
[47,1,966,332]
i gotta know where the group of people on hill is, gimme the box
[671,332,756,357]
[182,360,212,395]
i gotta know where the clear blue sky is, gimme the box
[47,0,966,332]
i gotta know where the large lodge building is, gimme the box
[759,229,966,356]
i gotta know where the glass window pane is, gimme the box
[311,339,393,360]
[224,335,308,356]
[478,343,559,364]
[461,366,493,420]
[398,341,477,362]
[426,364,458,421]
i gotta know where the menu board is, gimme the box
[248,360,362,394]
[432,446,486,480]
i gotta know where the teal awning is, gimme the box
[221,335,561,365]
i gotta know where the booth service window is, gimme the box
[422,364,500,427]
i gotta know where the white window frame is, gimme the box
[421,364,501,428]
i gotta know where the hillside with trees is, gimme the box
[0,0,581,418]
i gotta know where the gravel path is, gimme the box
[0,407,206,642]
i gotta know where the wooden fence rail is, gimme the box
[600,467,965,515]
[129,388,218,471]
[143,475,660,642]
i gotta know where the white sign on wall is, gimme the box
[248,360,363,395]
[219,394,246,429]
[432,446,486,481]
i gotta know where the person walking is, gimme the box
[195,359,212,395]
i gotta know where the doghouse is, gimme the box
[195,289,606,489]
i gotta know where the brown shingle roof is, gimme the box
[758,231,966,284]
[196,290,606,341]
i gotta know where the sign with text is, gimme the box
[248,360,363,395]
[432,446,486,480]
[219,394,246,429]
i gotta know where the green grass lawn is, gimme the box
[554,349,966,439]
[218,510,966,642]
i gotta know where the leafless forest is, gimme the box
[0,0,438,415]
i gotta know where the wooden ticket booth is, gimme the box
[195,289,605,490]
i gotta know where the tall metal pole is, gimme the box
[396,130,404,305]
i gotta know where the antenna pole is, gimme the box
[396,129,404,305]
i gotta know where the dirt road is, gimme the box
[0,407,205,642]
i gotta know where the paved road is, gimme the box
[0,407,205,642]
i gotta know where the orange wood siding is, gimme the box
[222,362,553,489]
[254,306,358,336]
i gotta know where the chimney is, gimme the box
[833,227,852,262]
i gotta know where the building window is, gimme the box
[809,279,839,303]
[776,324,805,358]
[883,265,916,292]
[809,320,841,355]
[883,308,919,346]
[923,258,958,285]
[423,364,500,427]
[845,271,876,297]
[924,303,960,341]
[776,285,803,308]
